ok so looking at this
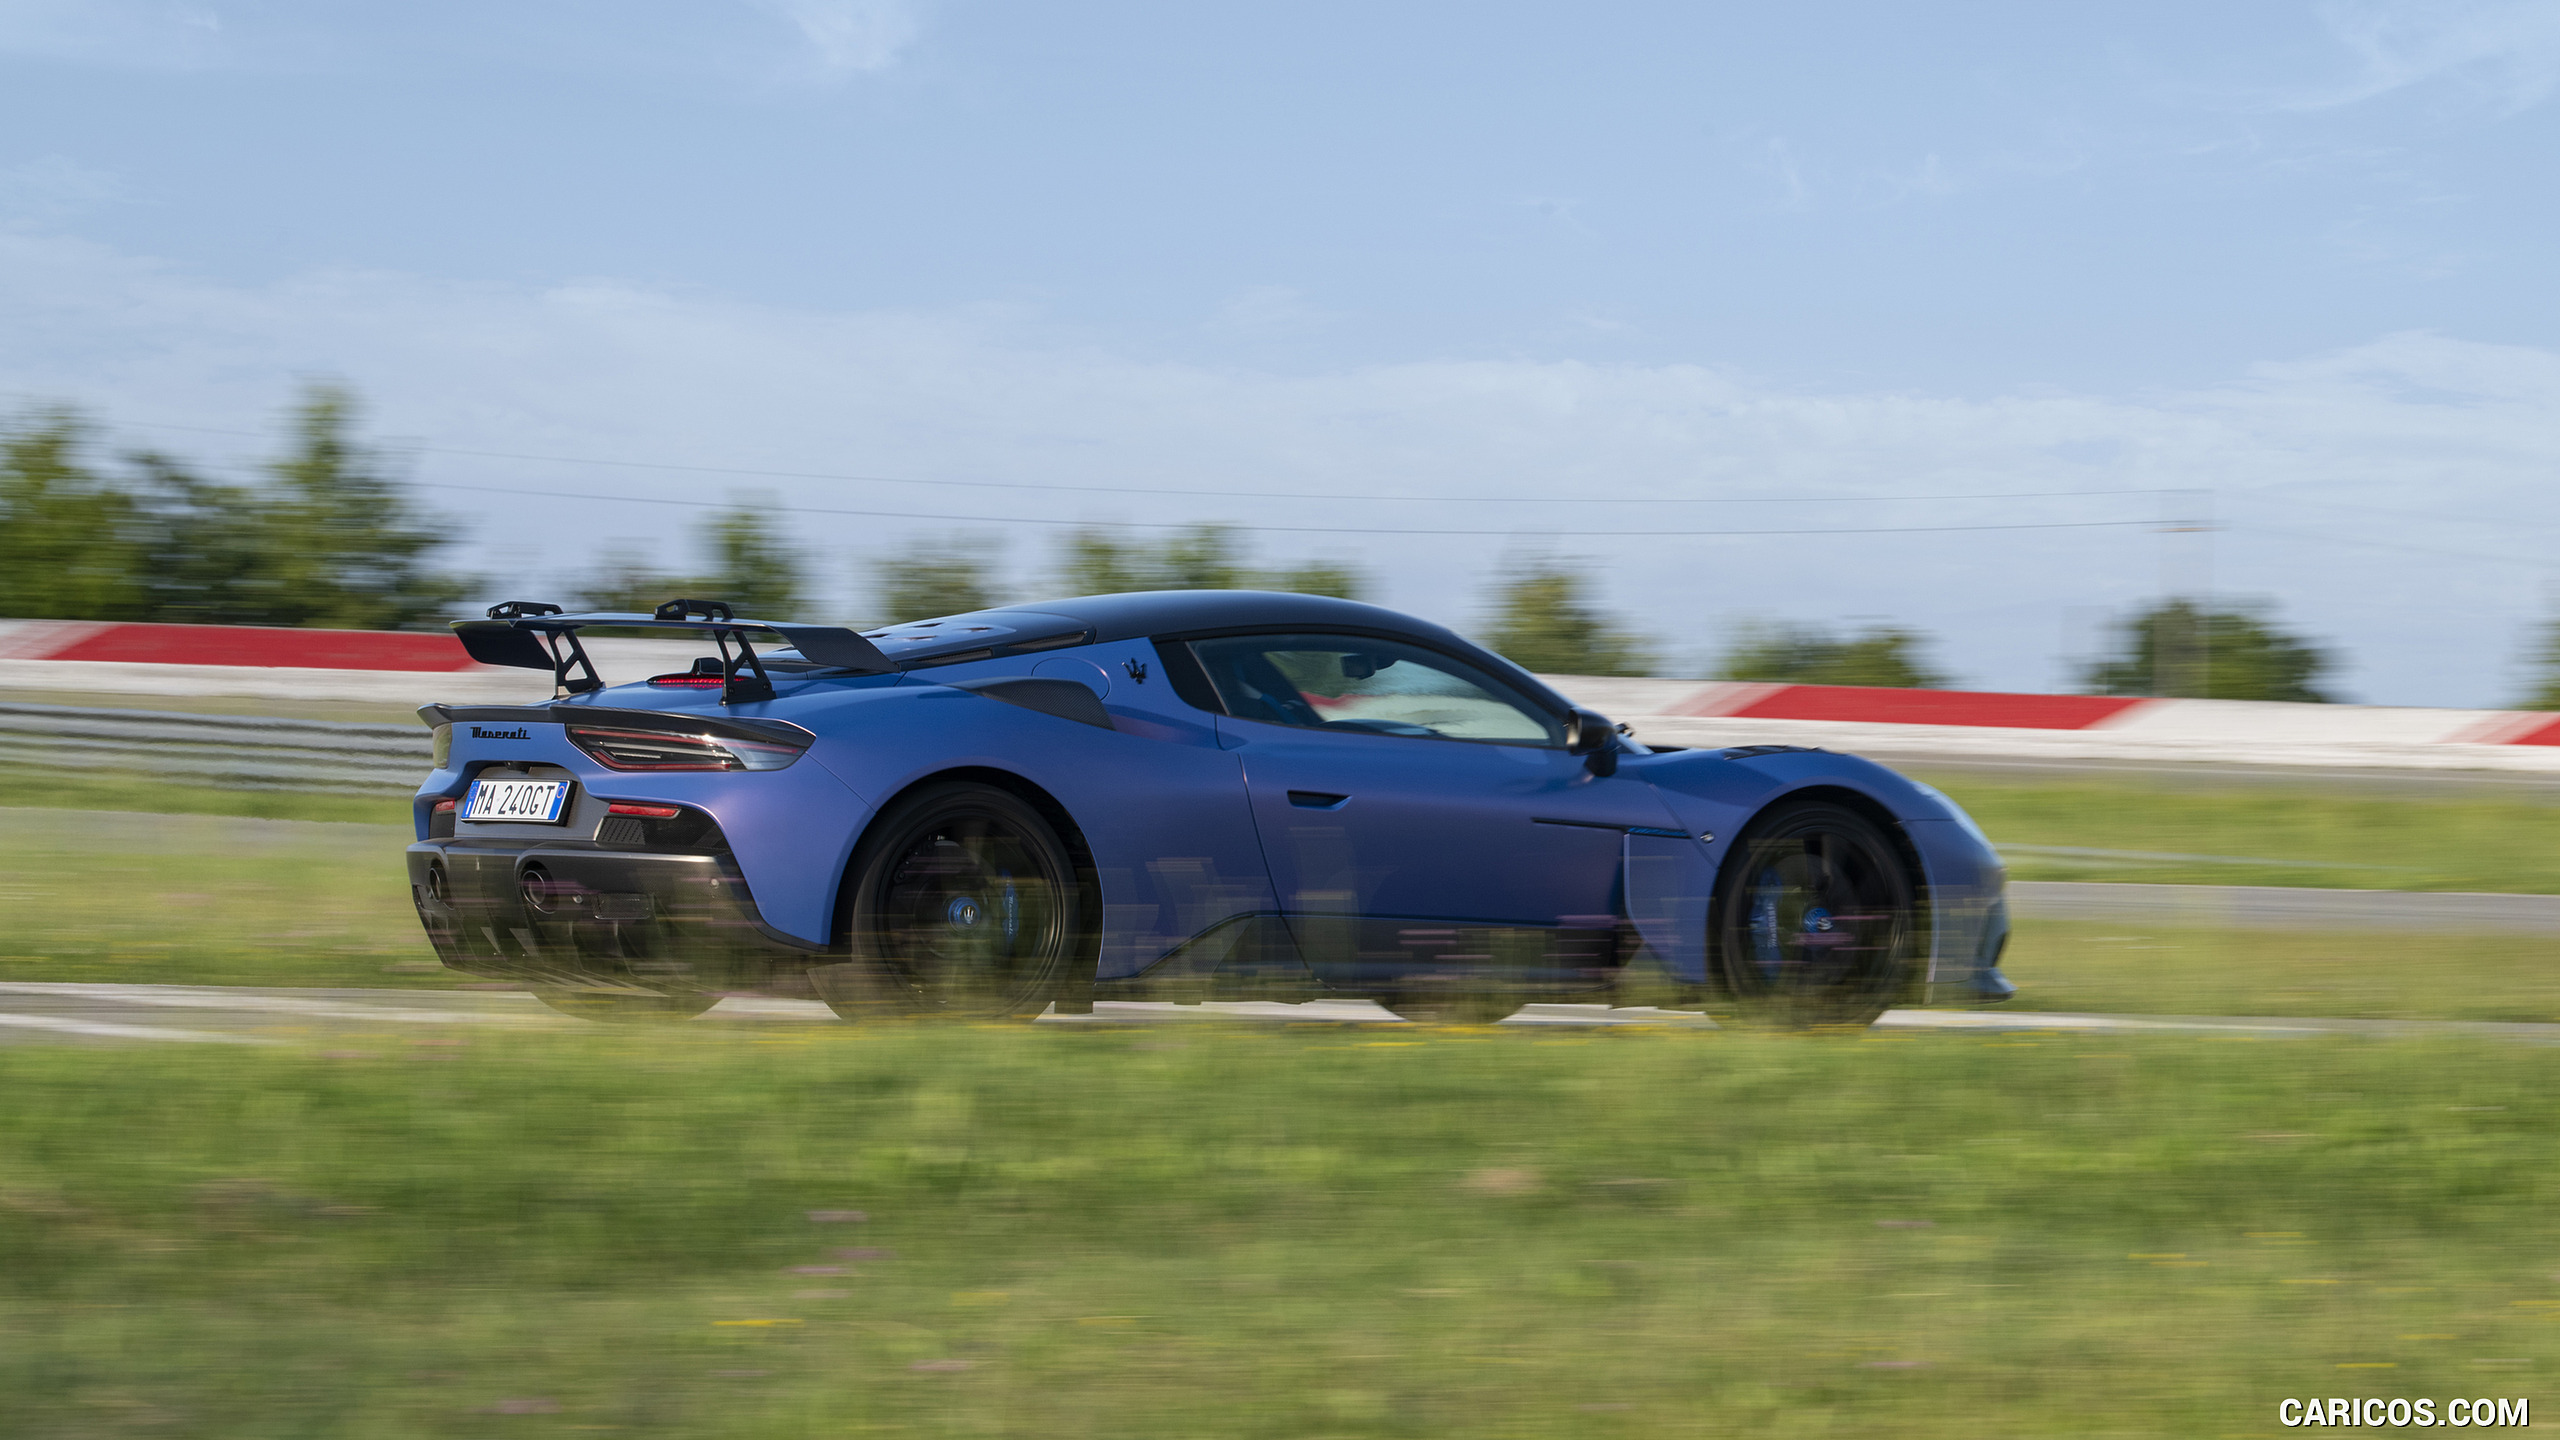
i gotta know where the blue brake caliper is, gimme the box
[1749,869,1785,982]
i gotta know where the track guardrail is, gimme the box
[0,702,425,793]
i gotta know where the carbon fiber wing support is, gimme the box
[451,603,896,704]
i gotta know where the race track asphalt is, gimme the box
[4,982,2558,1049]
[2010,880,2560,932]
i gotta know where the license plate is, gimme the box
[463,778,572,824]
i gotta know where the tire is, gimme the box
[531,988,721,1022]
[1712,799,1921,1029]
[819,781,1092,1021]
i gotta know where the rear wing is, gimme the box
[453,599,894,704]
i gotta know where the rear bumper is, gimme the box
[407,838,829,993]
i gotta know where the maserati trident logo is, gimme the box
[470,726,532,740]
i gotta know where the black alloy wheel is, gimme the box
[823,782,1091,1021]
[1712,800,1921,1028]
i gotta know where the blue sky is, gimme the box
[4,1,2559,702]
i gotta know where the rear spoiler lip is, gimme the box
[416,703,817,750]
[453,613,895,675]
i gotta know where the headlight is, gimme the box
[566,724,809,772]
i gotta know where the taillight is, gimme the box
[433,799,457,814]
[649,659,728,687]
[606,802,681,818]
[566,724,809,772]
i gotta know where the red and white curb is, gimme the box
[10,620,2560,770]
[1554,675,2560,772]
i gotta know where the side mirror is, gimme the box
[1564,708,1620,776]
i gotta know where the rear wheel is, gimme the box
[531,988,720,1023]
[1712,800,1920,1029]
[819,782,1091,1021]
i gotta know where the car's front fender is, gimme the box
[1624,746,2008,1002]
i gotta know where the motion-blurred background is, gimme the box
[7,5,2560,1436]
[8,1,2560,701]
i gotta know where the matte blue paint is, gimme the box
[1622,830,1716,984]
[410,591,2006,996]
[1220,710,1678,928]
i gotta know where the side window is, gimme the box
[1187,633,1563,745]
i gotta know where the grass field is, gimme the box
[15,748,2560,892]
[2013,920,2560,1024]
[6,715,2558,1434]
[13,680,2560,889]
[11,806,2560,1019]
[1911,768,2560,894]
[0,809,439,989]
[0,768,412,826]
[4,1025,2554,1438]
[0,685,430,726]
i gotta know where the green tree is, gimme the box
[572,545,684,615]
[126,455,295,627]
[573,498,808,619]
[2514,613,2560,710]
[1056,524,1362,599]
[224,386,470,629]
[1264,557,1364,601]
[704,505,804,619]
[2,387,467,629]
[0,410,151,620]
[1482,558,1655,676]
[1714,620,1950,688]
[2080,598,2336,702]
[868,536,1002,622]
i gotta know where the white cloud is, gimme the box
[3,230,2558,703]
[0,3,926,80]
[1516,195,1598,236]
[0,157,131,222]
[0,0,223,69]
[1760,135,1809,210]
[2287,0,2560,113]
[746,0,919,74]
[1211,285,1335,336]
[1720,126,2090,214]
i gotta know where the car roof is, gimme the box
[983,589,1475,648]
[851,590,1568,711]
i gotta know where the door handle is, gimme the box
[1287,790,1351,810]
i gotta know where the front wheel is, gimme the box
[819,782,1092,1021]
[1712,800,1921,1029]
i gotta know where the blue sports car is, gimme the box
[407,590,2012,1025]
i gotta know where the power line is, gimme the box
[407,476,2162,539]
[2248,523,2555,571]
[2238,489,2560,536]
[28,406,2171,508]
